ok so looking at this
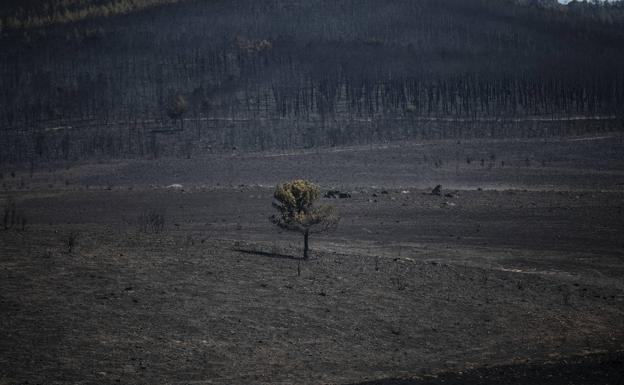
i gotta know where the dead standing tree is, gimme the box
[166,94,189,131]
[270,179,338,259]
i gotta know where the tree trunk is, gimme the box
[303,230,309,260]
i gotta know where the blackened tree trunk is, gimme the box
[303,230,310,260]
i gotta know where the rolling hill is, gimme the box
[1,0,623,163]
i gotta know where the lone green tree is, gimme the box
[270,179,338,259]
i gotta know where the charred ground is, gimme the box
[1,136,623,384]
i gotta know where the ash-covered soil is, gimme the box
[1,135,624,384]
[353,351,624,385]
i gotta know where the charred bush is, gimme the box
[3,196,26,231]
[138,208,166,234]
[64,232,79,254]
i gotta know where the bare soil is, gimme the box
[1,135,624,384]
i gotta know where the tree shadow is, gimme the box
[232,248,301,260]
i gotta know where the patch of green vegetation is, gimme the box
[0,0,186,30]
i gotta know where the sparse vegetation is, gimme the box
[2,196,26,231]
[2,196,16,230]
[64,231,78,253]
[137,208,166,233]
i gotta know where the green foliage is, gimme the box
[270,179,338,235]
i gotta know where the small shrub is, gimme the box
[138,209,166,233]
[64,232,78,254]
[166,94,188,125]
[2,197,16,230]
[391,274,407,291]
[2,196,26,231]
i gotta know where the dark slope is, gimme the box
[1,0,624,163]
